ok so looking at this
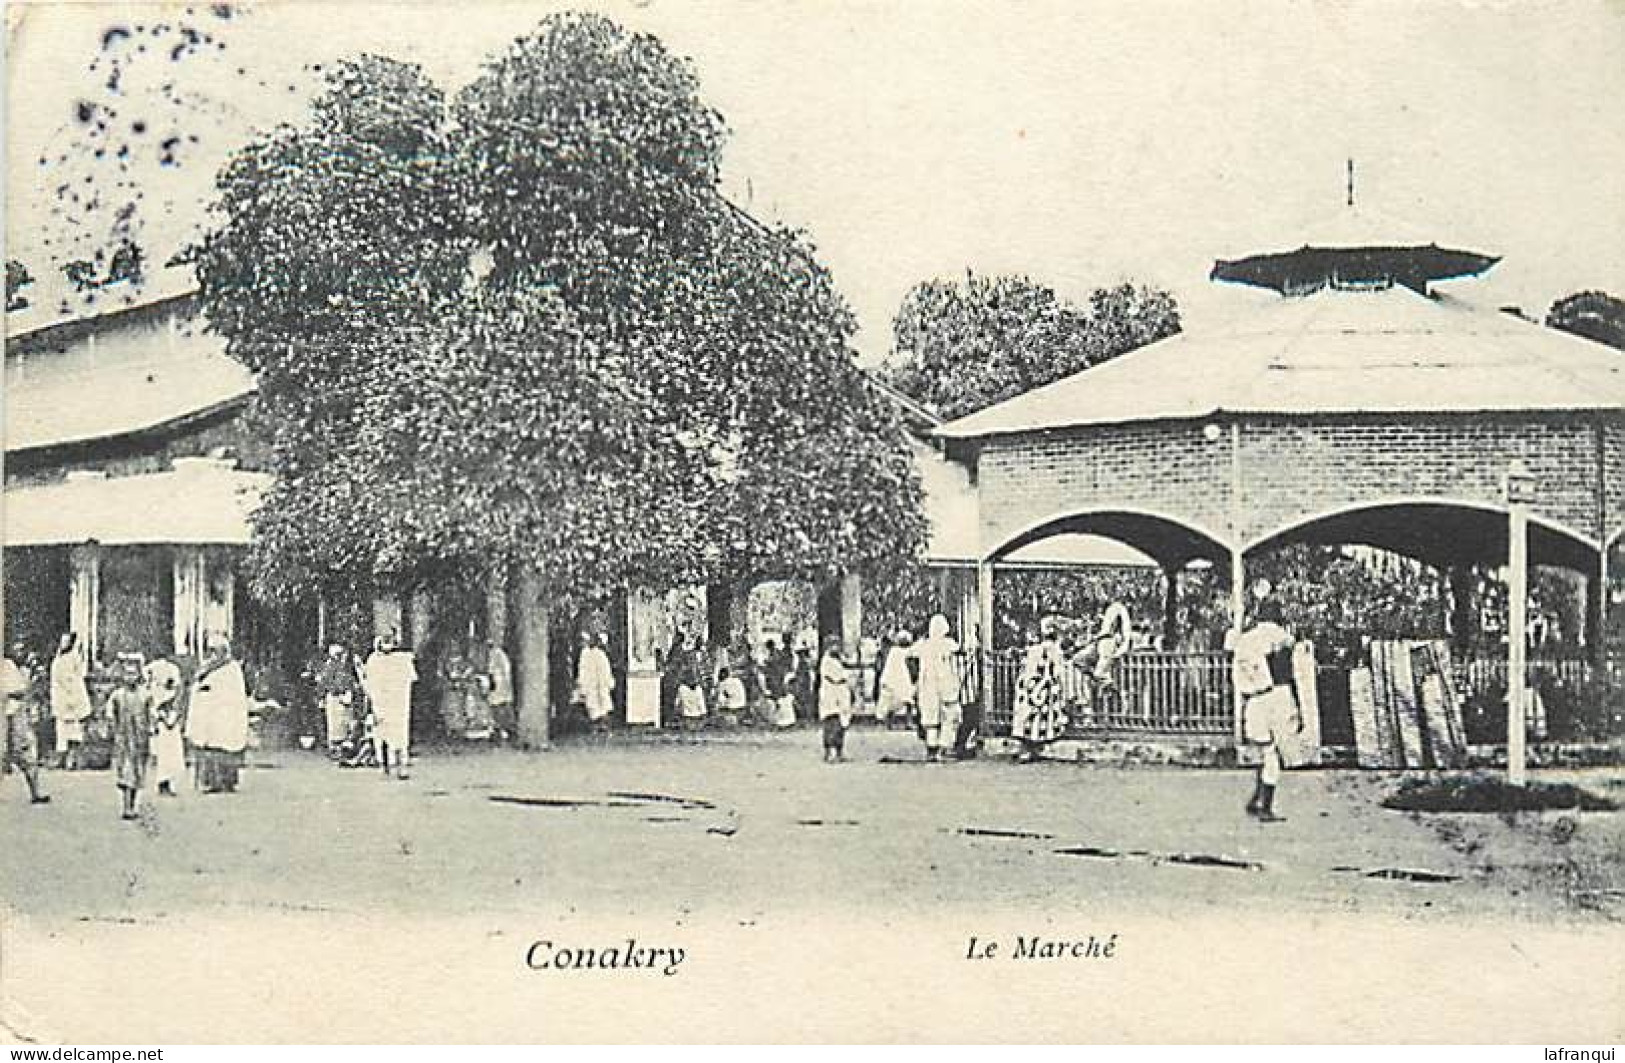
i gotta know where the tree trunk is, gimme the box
[706,580,733,648]
[514,566,551,749]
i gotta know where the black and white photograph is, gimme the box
[2,0,1623,1045]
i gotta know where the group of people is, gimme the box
[1004,598,1304,821]
[2,631,252,819]
[311,633,429,779]
[871,614,976,762]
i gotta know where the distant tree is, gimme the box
[5,260,33,311]
[1547,290,1625,351]
[881,272,1180,420]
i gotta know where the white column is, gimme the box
[69,544,101,662]
[172,546,204,656]
[624,588,663,726]
[975,561,995,656]
[1507,496,1529,787]
[1230,547,1246,742]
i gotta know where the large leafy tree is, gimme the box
[196,15,924,608]
[882,272,1180,420]
[1547,290,1625,351]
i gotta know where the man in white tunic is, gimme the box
[575,633,615,732]
[1229,600,1299,822]
[186,634,249,794]
[49,633,93,768]
[364,633,418,779]
[144,654,185,796]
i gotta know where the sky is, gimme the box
[7,0,1625,359]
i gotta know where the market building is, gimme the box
[2,273,294,683]
[936,205,1625,742]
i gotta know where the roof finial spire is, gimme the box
[1347,158,1356,208]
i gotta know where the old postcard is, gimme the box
[3,0,1623,1045]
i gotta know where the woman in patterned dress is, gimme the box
[1011,617,1067,763]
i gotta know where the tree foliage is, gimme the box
[195,16,925,607]
[1547,290,1625,351]
[881,271,1180,420]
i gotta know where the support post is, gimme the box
[172,546,203,658]
[1161,565,1180,650]
[976,560,995,656]
[514,566,551,749]
[1449,565,1474,655]
[1587,552,1608,673]
[1230,547,1246,739]
[1228,420,1246,740]
[70,543,102,663]
[624,588,663,726]
[1505,461,1534,787]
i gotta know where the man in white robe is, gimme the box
[144,654,185,796]
[365,634,418,779]
[186,635,249,794]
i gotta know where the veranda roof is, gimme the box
[3,351,256,453]
[936,285,1625,441]
[3,461,270,547]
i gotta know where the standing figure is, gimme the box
[1230,600,1299,823]
[1093,601,1133,681]
[186,635,250,794]
[2,646,50,804]
[676,657,708,731]
[486,641,515,743]
[315,644,360,758]
[792,646,817,722]
[50,633,92,769]
[575,632,615,733]
[439,644,473,739]
[364,633,418,779]
[818,638,853,763]
[144,653,185,796]
[109,654,152,820]
[767,640,796,728]
[715,666,747,721]
[914,614,962,762]
[874,630,916,728]
[1011,619,1068,763]
[462,641,495,741]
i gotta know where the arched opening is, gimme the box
[991,508,1231,570]
[1244,500,1598,574]
[1242,500,1607,747]
[983,508,1233,652]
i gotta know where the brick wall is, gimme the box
[978,421,1231,560]
[976,412,1620,562]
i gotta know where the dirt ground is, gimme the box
[2,726,1621,1043]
